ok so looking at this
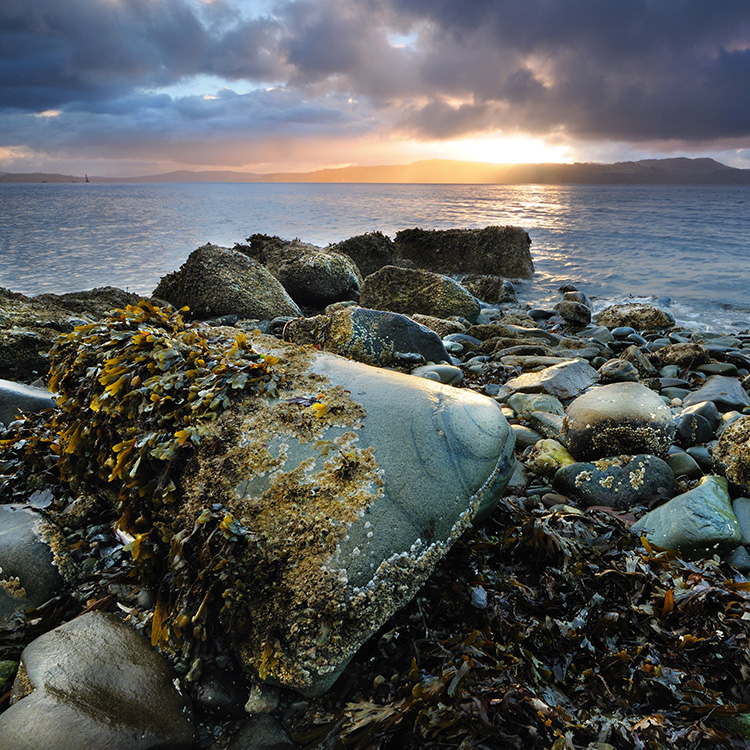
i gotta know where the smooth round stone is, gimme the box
[411,364,464,386]
[626,333,648,347]
[682,374,750,412]
[507,392,565,418]
[686,445,713,471]
[661,386,691,402]
[660,365,681,378]
[698,362,739,376]
[442,340,464,354]
[612,327,636,339]
[553,454,675,509]
[511,424,543,449]
[562,382,675,461]
[674,412,715,447]
[665,451,703,480]
[725,546,750,573]
[681,400,721,430]
[529,308,555,320]
[465,364,487,376]
[444,333,482,347]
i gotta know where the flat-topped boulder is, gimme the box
[594,303,675,331]
[394,226,534,278]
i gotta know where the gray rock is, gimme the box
[632,475,741,558]
[0,379,57,425]
[553,454,675,509]
[598,359,640,383]
[665,451,704,480]
[460,274,517,304]
[0,612,195,749]
[686,445,713,471]
[510,424,543,449]
[506,392,565,418]
[554,300,592,327]
[360,265,481,323]
[674,412,715,447]
[682,375,750,412]
[680,400,721,430]
[562,382,675,461]
[181,335,516,696]
[731,497,750,545]
[329,231,396,279]
[725,545,750,573]
[153,244,302,320]
[411,364,464,386]
[283,306,450,367]
[525,410,565,441]
[393,226,534,279]
[499,358,600,401]
[620,345,658,377]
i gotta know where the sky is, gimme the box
[2,0,750,176]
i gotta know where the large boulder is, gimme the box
[394,226,534,278]
[360,265,481,322]
[0,612,195,749]
[331,232,397,279]
[562,382,675,460]
[153,244,301,320]
[283,306,450,367]
[239,235,362,308]
[39,303,516,697]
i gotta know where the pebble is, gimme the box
[411,363,464,386]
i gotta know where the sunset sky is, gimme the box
[2,0,750,176]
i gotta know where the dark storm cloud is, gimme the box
[2,0,750,165]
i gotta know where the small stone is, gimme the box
[686,445,713,471]
[507,392,565,418]
[674,412,715,447]
[598,359,640,383]
[227,714,295,749]
[665,451,703,480]
[511,424,543,449]
[554,300,592,327]
[680,400,721,430]
[525,439,576,475]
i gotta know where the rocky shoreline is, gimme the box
[1,226,750,748]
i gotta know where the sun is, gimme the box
[412,134,574,164]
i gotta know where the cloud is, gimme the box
[1,0,750,172]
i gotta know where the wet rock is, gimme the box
[562,382,675,461]
[554,300,592,327]
[553,454,675,509]
[598,359,640,383]
[0,329,52,383]
[732,497,750,545]
[195,669,249,719]
[498,358,600,401]
[665,451,703,480]
[360,265,481,322]
[713,415,750,490]
[725,545,750,573]
[283,306,450,367]
[228,714,296,749]
[674,411,715,447]
[510,424,543,449]
[0,379,57,425]
[594,303,675,331]
[682,374,750,412]
[459,274,517,304]
[393,226,534,278]
[0,612,195,749]
[332,231,396,278]
[240,235,363,308]
[680,400,721,430]
[620,345,658,377]
[507,392,565,419]
[153,244,302,320]
[0,505,69,627]
[687,445,713,472]
[631,475,741,558]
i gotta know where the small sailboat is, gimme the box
[85,174,90,183]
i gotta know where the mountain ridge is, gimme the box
[2,157,750,185]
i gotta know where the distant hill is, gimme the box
[2,157,750,185]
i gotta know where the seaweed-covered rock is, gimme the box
[283,306,450,367]
[0,612,195,749]
[713,415,750,490]
[562,382,675,460]
[553,454,675,509]
[331,232,397,278]
[360,265,481,322]
[409,314,467,338]
[459,274,517,304]
[656,342,710,368]
[394,226,533,278]
[239,235,362,308]
[153,244,301,320]
[632,475,741,558]
[594,303,675,331]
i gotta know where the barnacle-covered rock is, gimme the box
[283,306,450,367]
[713,415,750,489]
[360,265,481,322]
[238,234,362,308]
[594,303,675,331]
[330,231,397,279]
[34,300,514,698]
[562,382,675,460]
[153,243,301,320]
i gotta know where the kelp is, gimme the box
[294,496,750,749]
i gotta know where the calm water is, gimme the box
[0,182,748,332]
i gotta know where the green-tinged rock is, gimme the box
[507,392,565,419]
[0,661,17,692]
[411,363,463,386]
[525,439,575,475]
[0,612,195,750]
[631,475,741,558]
[554,454,675,509]
[665,451,703,480]
[562,382,675,461]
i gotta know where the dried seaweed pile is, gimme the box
[295,497,750,749]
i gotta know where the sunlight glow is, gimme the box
[410,134,574,165]
[35,110,62,118]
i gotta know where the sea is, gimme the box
[0,182,748,333]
